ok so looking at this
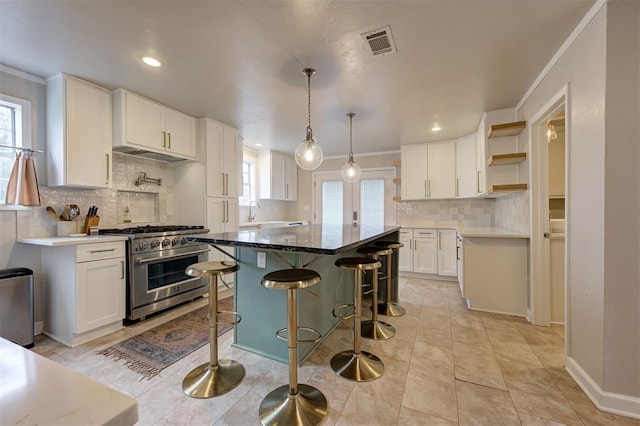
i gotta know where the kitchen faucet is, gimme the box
[248,200,261,222]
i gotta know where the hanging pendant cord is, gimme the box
[349,114,353,155]
[307,72,311,129]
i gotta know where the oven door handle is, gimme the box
[135,249,210,265]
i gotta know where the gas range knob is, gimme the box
[162,239,171,248]
[180,237,188,245]
[171,238,179,246]
[139,241,148,250]
[150,240,161,248]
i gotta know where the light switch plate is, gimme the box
[257,252,266,268]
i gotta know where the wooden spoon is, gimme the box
[46,206,59,221]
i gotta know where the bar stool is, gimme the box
[259,268,327,426]
[355,246,396,340]
[374,241,406,317]
[331,257,384,382]
[182,261,245,398]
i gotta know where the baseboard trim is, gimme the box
[566,356,640,420]
[398,272,457,282]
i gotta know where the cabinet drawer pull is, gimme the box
[477,171,481,193]
[121,260,125,279]
[456,178,459,197]
[167,132,171,149]
[89,248,116,254]
[162,131,167,148]
[424,180,427,198]
[105,154,110,185]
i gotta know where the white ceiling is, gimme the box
[0,0,594,158]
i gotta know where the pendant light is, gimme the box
[546,121,557,143]
[294,68,323,170]
[341,112,361,182]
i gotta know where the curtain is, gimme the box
[4,150,41,206]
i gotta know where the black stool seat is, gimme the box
[356,246,393,257]
[335,257,381,270]
[374,240,405,250]
[261,268,320,290]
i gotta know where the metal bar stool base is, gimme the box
[330,351,384,382]
[378,302,406,317]
[182,359,245,398]
[361,319,396,340]
[259,383,328,426]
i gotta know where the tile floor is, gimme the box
[32,277,639,426]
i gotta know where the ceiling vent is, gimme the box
[361,25,397,56]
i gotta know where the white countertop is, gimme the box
[457,226,530,238]
[16,235,129,246]
[397,224,529,238]
[0,337,138,425]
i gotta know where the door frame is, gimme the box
[312,167,396,225]
[529,83,570,355]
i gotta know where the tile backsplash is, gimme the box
[395,198,495,228]
[16,153,174,238]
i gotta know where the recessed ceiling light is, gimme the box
[431,125,442,132]
[255,143,263,147]
[142,56,162,67]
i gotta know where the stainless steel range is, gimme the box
[99,225,210,320]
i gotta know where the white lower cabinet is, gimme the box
[399,228,457,278]
[42,241,126,347]
[437,230,457,277]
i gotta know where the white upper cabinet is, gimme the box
[203,118,241,199]
[113,89,196,160]
[427,141,456,199]
[455,133,477,198]
[401,144,428,200]
[46,74,112,188]
[258,150,297,201]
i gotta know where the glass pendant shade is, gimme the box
[295,127,324,171]
[341,155,361,182]
[546,122,557,143]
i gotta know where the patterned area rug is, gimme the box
[98,297,233,380]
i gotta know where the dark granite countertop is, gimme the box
[185,224,400,255]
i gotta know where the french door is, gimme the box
[313,168,396,226]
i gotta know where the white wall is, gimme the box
[517,0,639,405]
[602,0,640,399]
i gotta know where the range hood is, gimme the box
[112,145,188,163]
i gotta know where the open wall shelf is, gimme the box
[488,184,528,194]
[488,152,527,166]
[487,121,526,139]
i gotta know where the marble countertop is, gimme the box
[0,337,138,425]
[186,224,400,254]
[16,235,129,246]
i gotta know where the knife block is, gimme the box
[82,216,100,235]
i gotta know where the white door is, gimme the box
[125,92,163,150]
[401,144,428,200]
[427,141,456,199]
[313,169,395,226]
[165,108,196,158]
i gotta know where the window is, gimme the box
[239,159,256,206]
[0,94,31,204]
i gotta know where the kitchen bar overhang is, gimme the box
[185,224,401,363]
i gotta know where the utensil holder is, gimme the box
[82,216,100,235]
[57,221,78,237]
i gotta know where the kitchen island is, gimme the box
[186,224,400,363]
